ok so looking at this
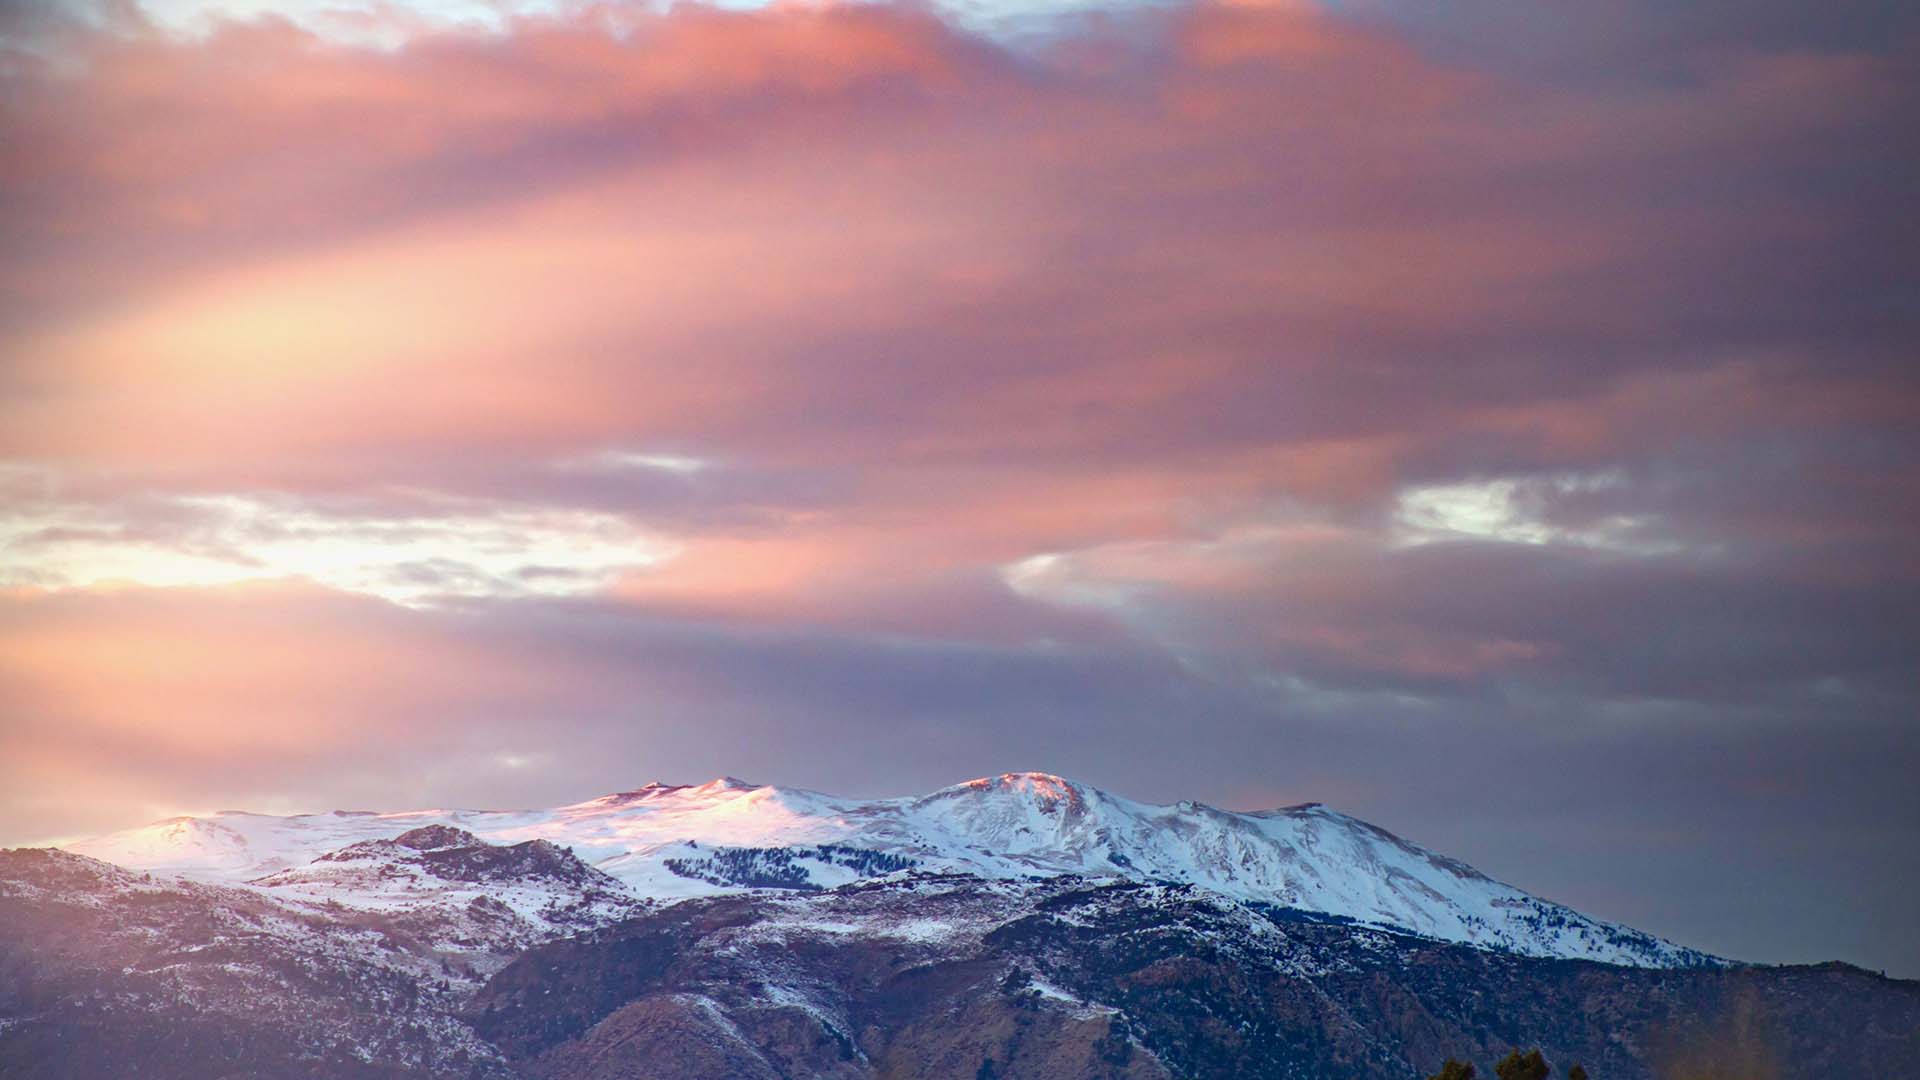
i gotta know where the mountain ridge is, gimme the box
[66,771,1714,968]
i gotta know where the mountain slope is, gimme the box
[8,855,1909,1080]
[0,848,516,1078]
[70,772,1709,967]
[473,875,1917,1080]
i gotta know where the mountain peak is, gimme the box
[951,771,1081,798]
[695,776,757,793]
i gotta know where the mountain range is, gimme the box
[4,773,1913,1078]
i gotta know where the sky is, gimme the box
[1,0,1916,976]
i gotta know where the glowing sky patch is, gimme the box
[561,450,714,476]
[123,0,1181,48]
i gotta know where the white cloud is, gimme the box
[1392,471,1680,555]
[132,0,576,47]
[0,488,674,607]
[1395,478,1560,546]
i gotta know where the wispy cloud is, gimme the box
[0,473,672,605]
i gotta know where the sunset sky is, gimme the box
[2,0,1916,975]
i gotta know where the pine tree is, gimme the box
[1429,1059,1477,1080]
[1568,1066,1589,1080]
[1495,1049,1550,1080]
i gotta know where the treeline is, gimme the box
[1429,1048,1589,1080]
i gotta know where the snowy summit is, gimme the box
[70,772,1715,968]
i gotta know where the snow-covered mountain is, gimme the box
[68,771,1713,967]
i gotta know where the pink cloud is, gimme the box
[0,1,1914,884]
[6,1,1902,485]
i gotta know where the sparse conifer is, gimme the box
[1495,1049,1550,1080]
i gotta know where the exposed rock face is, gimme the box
[392,826,486,850]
